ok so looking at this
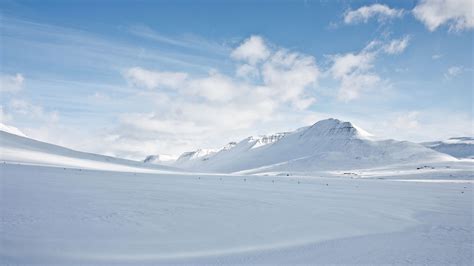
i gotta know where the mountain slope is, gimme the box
[171,118,455,173]
[0,123,26,137]
[0,130,181,173]
[422,137,474,159]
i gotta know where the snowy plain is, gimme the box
[0,122,473,265]
[1,164,472,265]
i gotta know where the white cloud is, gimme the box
[432,54,443,60]
[113,35,321,157]
[393,111,420,130]
[108,97,281,158]
[0,100,66,149]
[0,108,26,137]
[186,72,240,102]
[262,50,319,109]
[236,64,259,79]
[120,113,209,134]
[124,67,188,89]
[337,73,381,102]
[231,35,270,64]
[0,73,24,93]
[444,66,464,79]
[126,69,243,103]
[366,110,474,142]
[383,36,410,54]
[125,35,319,108]
[344,4,404,24]
[328,49,379,102]
[413,0,474,32]
[328,37,410,101]
[9,99,59,123]
[0,106,12,123]
[329,52,375,79]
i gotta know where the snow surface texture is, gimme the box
[422,137,474,159]
[1,164,472,265]
[163,118,455,174]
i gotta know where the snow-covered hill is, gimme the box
[168,118,455,174]
[1,119,460,175]
[422,137,474,159]
[0,130,181,173]
[0,122,26,137]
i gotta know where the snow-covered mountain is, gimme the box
[0,130,181,173]
[176,148,218,163]
[421,137,474,159]
[168,133,290,169]
[166,118,455,174]
[3,118,457,175]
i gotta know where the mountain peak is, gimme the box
[304,118,372,139]
[176,148,217,163]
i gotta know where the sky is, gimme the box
[0,0,473,160]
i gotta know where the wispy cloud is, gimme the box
[124,67,188,90]
[383,36,410,54]
[444,66,465,79]
[0,73,24,93]
[326,36,410,102]
[393,111,420,130]
[8,99,59,123]
[0,16,225,75]
[128,24,230,55]
[344,4,404,24]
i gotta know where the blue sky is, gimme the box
[0,0,472,159]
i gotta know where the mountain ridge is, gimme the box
[145,118,455,173]
[421,137,474,159]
